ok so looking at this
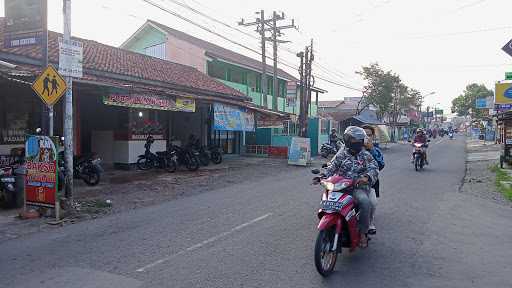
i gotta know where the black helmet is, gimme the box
[343,126,367,154]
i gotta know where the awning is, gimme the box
[352,110,382,125]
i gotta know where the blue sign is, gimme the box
[213,103,255,132]
[505,87,512,99]
[476,98,487,108]
[4,31,42,48]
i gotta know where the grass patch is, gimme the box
[489,164,512,201]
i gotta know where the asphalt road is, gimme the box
[2,136,511,288]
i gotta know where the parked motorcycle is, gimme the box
[311,167,367,277]
[187,135,223,166]
[167,144,200,171]
[58,151,104,186]
[320,141,343,159]
[411,141,428,171]
[136,136,177,172]
[449,131,454,140]
[0,167,16,208]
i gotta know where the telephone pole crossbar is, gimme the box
[239,11,297,110]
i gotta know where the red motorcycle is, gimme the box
[311,168,365,277]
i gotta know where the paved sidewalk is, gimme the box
[461,139,510,207]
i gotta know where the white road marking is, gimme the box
[135,213,273,272]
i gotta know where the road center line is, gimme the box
[135,213,273,272]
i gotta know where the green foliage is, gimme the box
[357,63,422,121]
[490,164,512,201]
[451,83,493,118]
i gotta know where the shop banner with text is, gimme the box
[25,135,59,208]
[103,94,195,112]
[213,103,255,132]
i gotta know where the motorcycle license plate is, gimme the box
[320,200,343,211]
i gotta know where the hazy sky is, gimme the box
[2,0,511,112]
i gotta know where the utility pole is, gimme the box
[298,40,314,138]
[63,0,74,203]
[239,11,296,110]
[41,0,51,135]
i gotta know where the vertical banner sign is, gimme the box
[25,135,58,208]
[288,137,311,166]
[58,38,83,78]
[286,81,297,107]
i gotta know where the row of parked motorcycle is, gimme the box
[136,135,223,172]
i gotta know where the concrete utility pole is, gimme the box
[298,40,314,138]
[41,0,52,135]
[63,0,74,202]
[239,11,296,110]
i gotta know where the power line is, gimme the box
[401,25,512,40]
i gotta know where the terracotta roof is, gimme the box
[145,20,298,81]
[0,18,246,99]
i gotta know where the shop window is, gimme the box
[273,121,298,136]
[229,68,245,85]
[207,62,226,80]
[0,85,40,145]
[144,42,166,60]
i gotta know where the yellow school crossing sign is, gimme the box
[31,65,67,106]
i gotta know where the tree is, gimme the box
[451,83,493,118]
[356,63,396,119]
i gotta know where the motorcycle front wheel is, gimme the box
[165,158,177,173]
[83,170,101,186]
[210,151,222,164]
[314,228,338,277]
[186,155,200,171]
[414,155,421,171]
[137,157,153,171]
[199,153,210,166]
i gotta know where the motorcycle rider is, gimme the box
[361,125,385,235]
[329,128,339,150]
[412,128,429,164]
[323,126,379,248]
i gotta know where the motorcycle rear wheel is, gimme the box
[314,228,338,277]
[414,156,421,171]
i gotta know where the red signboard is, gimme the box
[24,135,58,208]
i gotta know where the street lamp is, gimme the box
[420,92,435,126]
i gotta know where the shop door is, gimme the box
[211,130,240,154]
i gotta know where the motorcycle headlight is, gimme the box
[322,181,350,191]
[6,183,14,191]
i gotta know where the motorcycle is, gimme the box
[167,144,200,171]
[136,136,177,172]
[0,167,16,208]
[311,167,366,277]
[58,151,104,186]
[187,136,223,166]
[411,142,428,171]
[449,131,454,140]
[320,141,343,159]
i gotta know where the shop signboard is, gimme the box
[58,37,83,78]
[103,94,195,112]
[288,137,311,166]
[175,97,196,112]
[213,103,255,132]
[4,0,43,48]
[286,81,297,107]
[476,98,487,109]
[24,135,59,209]
[506,72,512,80]
[495,82,512,105]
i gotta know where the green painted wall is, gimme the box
[255,128,272,145]
[124,26,167,54]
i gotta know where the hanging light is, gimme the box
[138,111,143,118]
